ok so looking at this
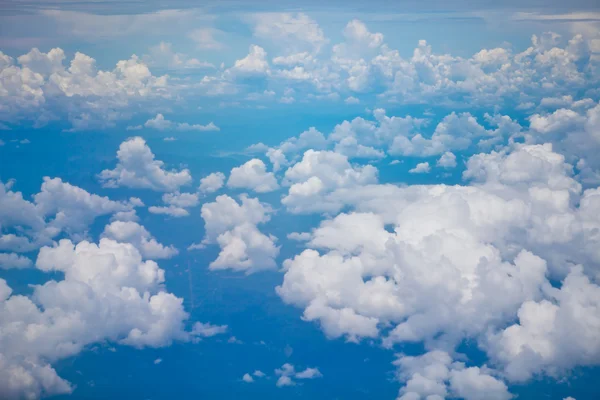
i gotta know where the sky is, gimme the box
[1,0,600,399]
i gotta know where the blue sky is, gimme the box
[1,1,600,399]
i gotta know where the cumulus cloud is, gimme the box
[199,172,226,193]
[282,150,378,214]
[395,351,511,400]
[409,162,430,174]
[227,159,279,193]
[0,47,169,129]
[148,191,199,218]
[277,141,600,394]
[192,195,279,273]
[99,137,192,192]
[1,177,141,253]
[0,236,216,400]
[101,220,178,259]
[437,152,457,168]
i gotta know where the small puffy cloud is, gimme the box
[226,45,270,78]
[101,220,178,259]
[149,192,199,218]
[99,137,192,192]
[437,152,457,168]
[295,367,323,379]
[287,232,311,241]
[242,373,254,383]
[194,195,279,273]
[345,96,360,104]
[409,162,430,174]
[227,159,279,193]
[190,322,228,338]
[148,206,189,217]
[274,363,322,387]
[199,172,226,193]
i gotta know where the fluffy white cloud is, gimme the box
[437,152,457,169]
[409,162,430,174]
[1,177,141,252]
[394,351,511,400]
[102,220,178,259]
[34,177,139,238]
[282,150,378,214]
[0,236,213,400]
[488,265,600,382]
[0,47,169,129]
[199,172,226,193]
[148,191,199,218]
[226,45,270,78]
[99,137,192,192]
[227,159,279,193]
[193,195,279,273]
[277,142,600,394]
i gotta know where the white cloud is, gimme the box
[0,47,169,130]
[0,253,32,269]
[199,172,226,193]
[148,191,199,218]
[227,159,279,193]
[99,137,192,192]
[101,220,178,259]
[226,45,270,78]
[0,236,213,400]
[437,152,457,168]
[190,322,228,338]
[34,177,139,238]
[194,195,279,273]
[277,141,600,394]
[409,162,431,174]
[242,373,254,383]
[394,351,511,400]
[282,150,378,214]
[274,363,322,387]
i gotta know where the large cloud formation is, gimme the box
[0,237,222,400]
[276,142,600,398]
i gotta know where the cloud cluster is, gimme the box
[0,48,168,130]
[276,142,600,396]
[275,363,323,387]
[0,237,205,400]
